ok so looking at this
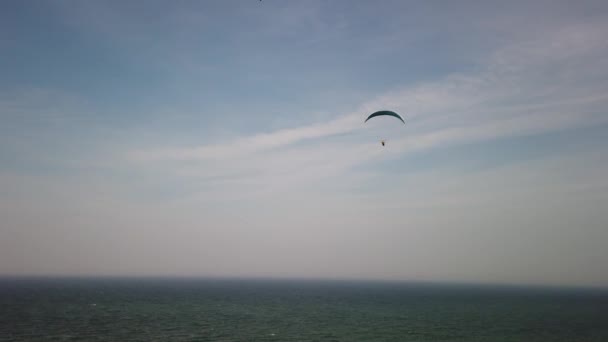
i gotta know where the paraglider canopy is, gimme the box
[364,110,405,124]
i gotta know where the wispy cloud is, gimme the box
[128,19,608,200]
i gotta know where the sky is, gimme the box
[1,0,607,287]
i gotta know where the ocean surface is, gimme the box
[1,277,607,341]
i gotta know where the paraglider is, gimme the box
[364,110,405,124]
[364,110,404,146]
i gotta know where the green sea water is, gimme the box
[1,277,607,341]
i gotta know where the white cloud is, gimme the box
[128,19,608,201]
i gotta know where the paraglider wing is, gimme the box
[364,110,405,124]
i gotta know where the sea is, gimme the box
[1,277,607,341]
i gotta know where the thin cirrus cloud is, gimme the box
[129,19,608,198]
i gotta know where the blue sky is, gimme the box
[1,1,607,287]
